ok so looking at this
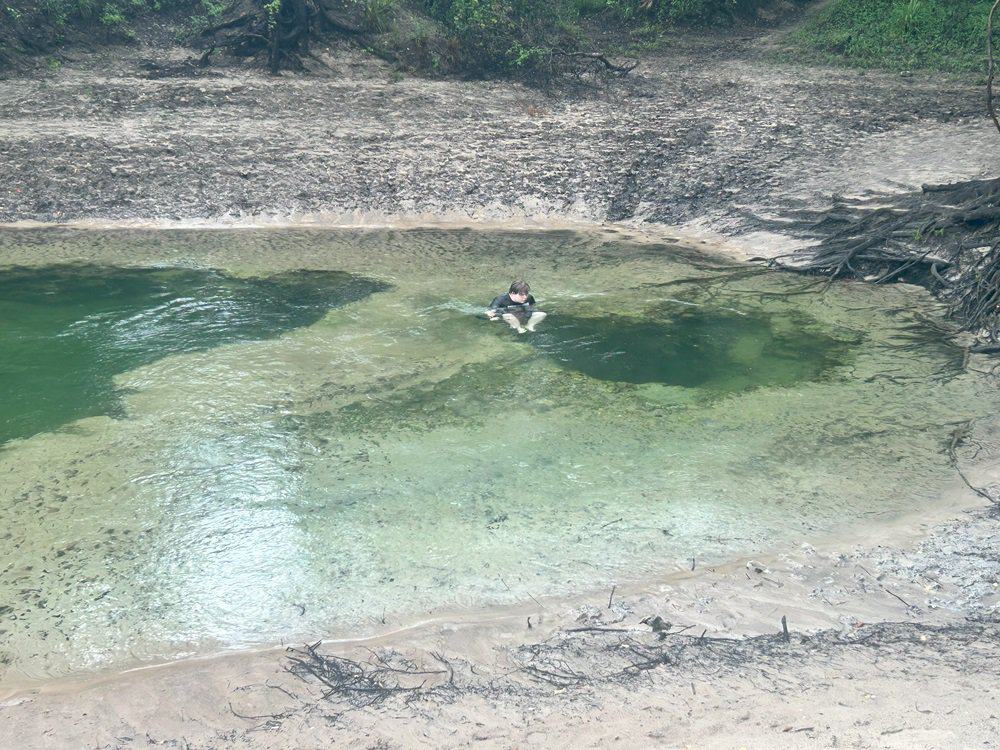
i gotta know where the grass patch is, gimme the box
[787,0,994,73]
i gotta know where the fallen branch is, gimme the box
[552,50,638,75]
[947,421,996,503]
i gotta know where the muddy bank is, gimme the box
[1,34,996,240]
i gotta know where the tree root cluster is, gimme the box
[765,177,1000,347]
[199,0,366,74]
[950,241,1000,349]
[194,0,638,77]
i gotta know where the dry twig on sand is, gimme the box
[283,641,457,713]
[947,421,998,503]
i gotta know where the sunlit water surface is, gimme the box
[0,227,993,684]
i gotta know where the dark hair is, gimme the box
[509,280,530,295]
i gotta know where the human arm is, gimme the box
[486,294,505,319]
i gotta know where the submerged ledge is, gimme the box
[0,215,777,274]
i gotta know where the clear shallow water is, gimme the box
[0,227,991,684]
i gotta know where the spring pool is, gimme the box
[0,227,991,683]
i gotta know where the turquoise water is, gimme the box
[0,227,989,684]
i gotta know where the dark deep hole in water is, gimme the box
[0,264,390,445]
[523,306,857,391]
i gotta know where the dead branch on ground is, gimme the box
[551,50,639,76]
[284,641,457,711]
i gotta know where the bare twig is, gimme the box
[883,588,911,608]
[553,50,638,75]
[228,702,289,722]
[565,626,629,633]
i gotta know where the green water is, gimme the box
[0,227,990,684]
[526,308,854,390]
[0,265,387,445]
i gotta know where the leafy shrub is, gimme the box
[420,0,558,74]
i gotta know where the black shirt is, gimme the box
[489,293,536,312]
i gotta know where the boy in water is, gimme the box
[486,280,547,334]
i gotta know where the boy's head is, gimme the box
[508,280,530,304]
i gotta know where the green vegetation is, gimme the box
[4,0,991,77]
[413,0,573,74]
[788,0,994,73]
[0,0,223,60]
[588,0,788,24]
[367,0,804,75]
[1,0,794,74]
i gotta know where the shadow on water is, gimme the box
[0,264,389,445]
[525,304,858,393]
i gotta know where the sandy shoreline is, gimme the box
[0,464,984,700]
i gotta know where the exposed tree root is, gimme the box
[200,0,366,74]
[196,0,638,77]
[766,177,1000,345]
